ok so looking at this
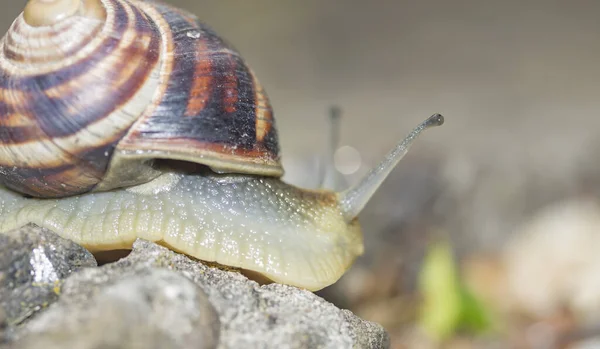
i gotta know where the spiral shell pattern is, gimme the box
[0,0,281,198]
[0,0,161,197]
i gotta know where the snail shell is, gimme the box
[0,0,280,198]
[0,0,446,291]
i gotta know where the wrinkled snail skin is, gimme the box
[0,0,445,291]
[0,172,363,291]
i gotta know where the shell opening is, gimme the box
[23,0,106,27]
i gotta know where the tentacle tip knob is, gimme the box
[425,113,445,128]
[329,105,342,120]
[23,0,105,27]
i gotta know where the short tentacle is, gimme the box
[320,106,346,191]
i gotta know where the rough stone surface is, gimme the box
[11,268,220,349]
[1,226,388,349]
[0,225,97,326]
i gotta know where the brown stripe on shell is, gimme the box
[0,131,128,197]
[221,54,238,114]
[0,0,160,143]
[0,0,163,197]
[0,157,105,198]
[0,7,105,73]
[184,33,213,117]
[0,111,35,127]
[251,71,273,143]
[116,2,283,177]
[0,118,137,197]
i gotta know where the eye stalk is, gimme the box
[320,106,346,191]
[23,0,106,27]
[338,113,445,222]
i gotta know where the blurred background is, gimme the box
[4,0,600,348]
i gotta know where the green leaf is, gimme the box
[418,240,493,341]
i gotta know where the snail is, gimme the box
[0,0,444,291]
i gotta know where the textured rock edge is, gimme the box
[1,225,389,349]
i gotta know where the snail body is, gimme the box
[0,171,363,290]
[0,0,444,291]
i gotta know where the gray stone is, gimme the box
[12,269,220,349]
[3,231,388,349]
[0,224,97,326]
[64,239,388,349]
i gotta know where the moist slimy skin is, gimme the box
[0,172,363,291]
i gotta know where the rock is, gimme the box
[121,240,389,349]
[11,269,220,349]
[2,229,389,349]
[0,224,97,327]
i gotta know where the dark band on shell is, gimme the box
[0,0,161,197]
[0,0,282,198]
[0,2,160,141]
[118,1,281,173]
